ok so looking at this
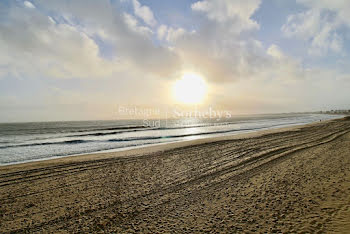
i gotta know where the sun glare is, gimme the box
[173,73,207,104]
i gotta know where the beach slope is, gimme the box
[0,117,350,233]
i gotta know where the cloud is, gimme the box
[0,0,179,79]
[123,13,153,36]
[175,34,268,83]
[131,0,157,27]
[0,0,320,85]
[282,9,322,40]
[1,0,302,85]
[282,0,350,56]
[191,0,261,34]
[0,2,119,79]
[265,45,304,82]
[1,0,350,121]
[163,0,267,83]
[157,24,187,42]
[157,25,167,40]
[267,44,284,59]
[24,1,35,9]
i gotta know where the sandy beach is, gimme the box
[0,117,350,233]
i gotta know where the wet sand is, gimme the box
[0,117,350,233]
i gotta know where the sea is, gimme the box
[0,113,343,165]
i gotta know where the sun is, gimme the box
[173,73,207,104]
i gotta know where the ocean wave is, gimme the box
[107,127,267,142]
[69,128,146,137]
[0,121,305,149]
[0,139,92,149]
[67,122,248,138]
[106,121,309,142]
[74,125,148,133]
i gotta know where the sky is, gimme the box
[1,0,350,122]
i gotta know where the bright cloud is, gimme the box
[191,0,261,34]
[131,0,157,27]
[0,4,117,79]
[0,0,350,121]
[123,13,153,36]
[157,25,187,43]
[24,1,35,9]
[0,0,179,79]
[282,0,350,56]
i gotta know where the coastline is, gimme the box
[0,116,342,171]
[1,117,349,232]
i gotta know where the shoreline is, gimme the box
[0,117,341,170]
[0,117,349,232]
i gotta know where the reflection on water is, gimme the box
[0,114,343,165]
